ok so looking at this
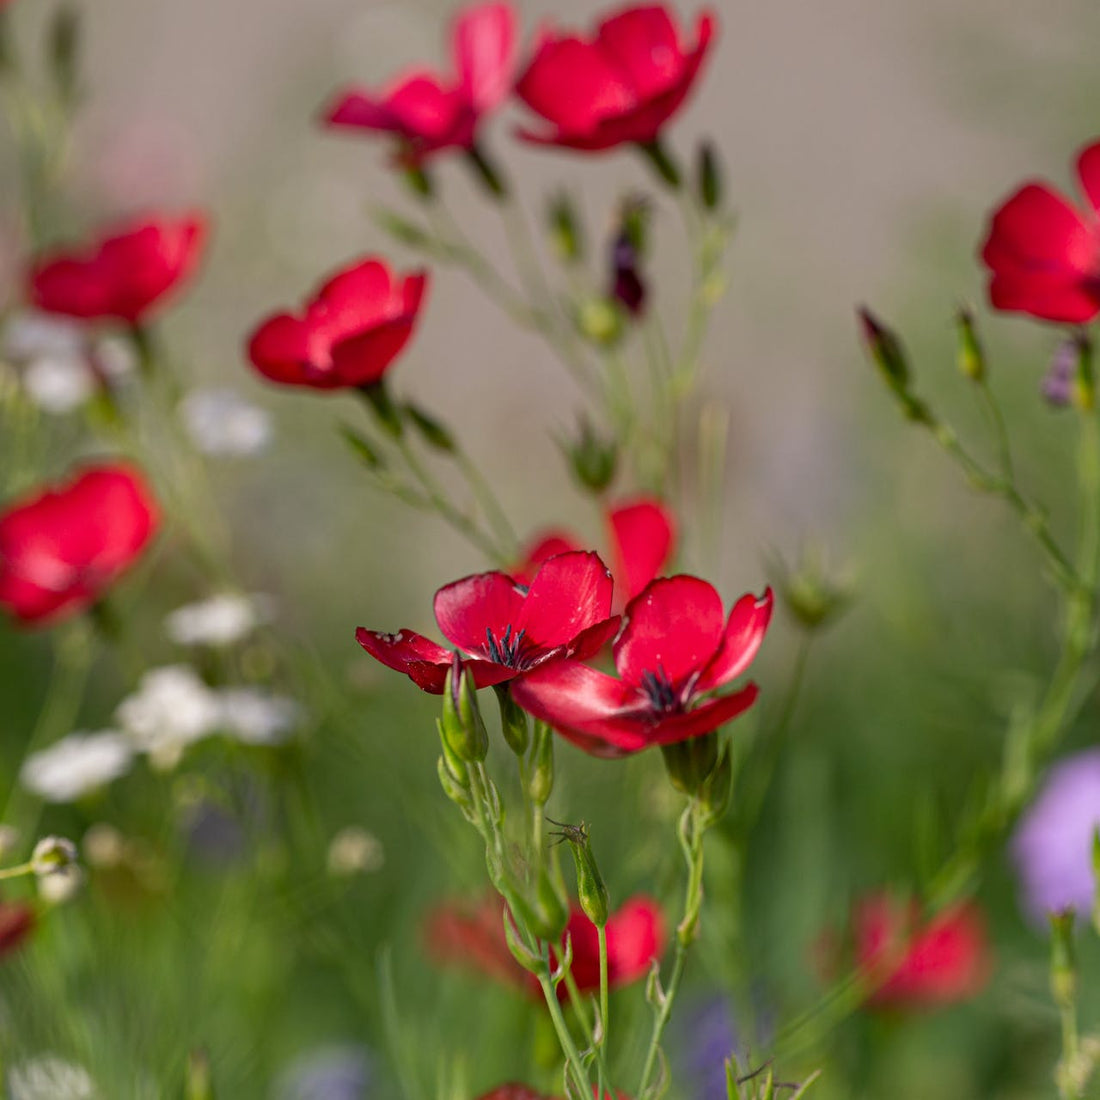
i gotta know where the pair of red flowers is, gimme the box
[324,2,715,164]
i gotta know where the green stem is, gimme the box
[538,949,592,1098]
[597,923,610,1052]
[977,379,1015,485]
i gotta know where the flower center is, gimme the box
[640,666,680,713]
[484,624,529,668]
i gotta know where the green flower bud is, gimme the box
[696,140,723,212]
[494,684,529,755]
[767,545,852,632]
[560,416,618,494]
[340,424,386,470]
[857,306,909,393]
[404,402,456,452]
[955,307,985,383]
[550,819,609,928]
[358,382,404,438]
[441,655,488,763]
[699,744,733,827]
[638,138,682,190]
[576,298,625,349]
[547,191,584,264]
[1074,333,1095,412]
[661,733,719,796]
[436,718,468,786]
[465,143,508,200]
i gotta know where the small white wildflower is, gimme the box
[3,312,97,416]
[90,334,135,381]
[180,387,273,456]
[164,592,274,648]
[20,732,133,803]
[3,312,85,361]
[116,665,222,770]
[327,827,384,876]
[22,356,96,414]
[36,863,84,905]
[9,1054,97,1099]
[29,836,83,905]
[81,823,126,869]
[217,687,301,745]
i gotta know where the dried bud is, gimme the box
[955,307,985,383]
[551,820,609,928]
[661,732,719,796]
[547,191,584,264]
[696,140,723,211]
[561,416,618,495]
[441,655,489,763]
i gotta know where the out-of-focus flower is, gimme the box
[676,996,742,1100]
[324,1,516,168]
[164,592,274,647]
[356,550,619,694]
[1042,337,1089,409]
[513,497,676,610]
[981,140,1100,324]
[179,388,273,456]
[0,903,35,959]
[9,1056,97,1100]
[427,893,664,1000]
[327,827,385,876]
[0,463,160,626]
[474,1087,550,1100]
[22,356,96,414]
[3,311,85,362]
[29,212,207,325]
[515,4,715,151]
[512,577,772,758]
[116,665,222,769]
[216,687,301,745]
[247,258,428,391]
[81,823,127,869]
[30,836,83,905]
[273,1044,372,1100]
[853,893,991,1008]
[1012,748,1100,924]
[19,731,133,803]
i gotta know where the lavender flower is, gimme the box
[273,1044,371,1100]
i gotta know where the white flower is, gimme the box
[327,827,384,876]
[164,592,274,647]
[22,356,96,414]
[20,732,133,803]
[216,688,301,745]
[3,312,85,361]
[180,388,273,456]
[29,837,83,906]
[9,1055,96,1099]
[116,666,222,769]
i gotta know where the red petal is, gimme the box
[512,530,581,586]
[247,313,318,387]
[635,683,759,746]
[568,615,622,661]
[354,626,453,692]
[515,550,614,649]
[613,575,724,690]
[606,895,666,985]
[384,71,468,142]
[607,497,675,604]
[694,588,773,694]
[596,5,685,100]
[454,1,517,113]
[1077,140,1100,217]
[988,269,1100,324]
[322,88,399,131]
[434,571,526,655]
[981,183,1096,274]
[329,315,417,387]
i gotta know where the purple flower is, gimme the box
[1041,338,1083,408]
[1011,748,1100,925]
[274,1044,371,1100]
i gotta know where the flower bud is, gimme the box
[401,164,434,202]
[561,417,618,495]
[547,191,584,264]
[767,546,852,632]
[359,382,404,438]
[528,724,554,806]
[531,869,569,942]
[1050,908,1077,1007]
[661,733,719,796]
[404,402,456,453]
[857,306,909,393]
[699,744,733,827]
[495,684,529,755]
[638,138,682,190]
[955,307,985,383]
[552,820,609,928]
[576,298,625,349]
[31,836,83,905]
[441,655,489,763]
[696,140,723,212]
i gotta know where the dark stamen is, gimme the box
[640,666,679,712]
[484,624,528,668]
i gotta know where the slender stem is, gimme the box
[538,950,592,1098]
[0,862,32,881]
[597,923,610,1052]
[977,380,1015,484]
[453,447,519,559]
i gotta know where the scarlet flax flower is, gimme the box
[247,258,428,390]
[511,576,771,758]
[0,463,160,626]
[323,1,516,167]
[854,894,991,1008]
[427,893,664,1000]
[29,212,207,324]
[357,551,618,693]
[514,4,715,152]
[514,497,676,609]
[981,140,1100,324]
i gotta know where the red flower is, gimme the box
[247,258,428,390]
[515,4,715,151]
[0,463,159,626]
[427,893,664,1001]
[514,497,676,611]
[29,212,207,324]
[511,576,771,758]
[854,894,991,1008]
[356,550,619,693]
[323,1,517,166]
[475,1088,551,1100]
[981,140,1100,324]
[0,903,34,958]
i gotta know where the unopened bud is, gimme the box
[857,306,909,393]
[495,684,529,755]
[528,724,555,806]
[359,382,404,438]
[576,298,625,349]
[561,416,617,494]
[548,191,584,264]
[1050,908,1077,1007]
[551,820,609,928]
[767,546,852,632]
[441,656,488,763]
[699,744,733,826]
[955,307,985,382]
[404,402,456,452]
[638,138,682,190]
[465,143,508,199]
[531,869,569,942]
[31,836,83,905]
[696,140,723,212]
[401,163,434,202]
[661,733,719,796]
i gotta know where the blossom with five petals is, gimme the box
[356,550,619,694]
[511,576,771,758]
[29,212,207,324]
[247,258,428,390]
[514,4,715,152]
[981,140,1100,324]
[323,1,517,167]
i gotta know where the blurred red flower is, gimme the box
[357,550,619,693]
[247,258,428,390]
[323,1,517,166]
[0,903,34,958]
[29,212,207,324]
[0,463,159,626]
[854,894,991,1008]
[514,497,676,610]
[475,1087,550,1100]
[512,577,771,758]
[427,893,664,1001]
[981,140,1100,324]
[515,4,715,151]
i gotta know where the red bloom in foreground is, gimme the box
[512,576,771,758]
[357,551,618,693]
[324,1,517,166]
[515,4,715,151]
[514,497,676,610]
[247,258,428,390]
[428,893,664,1001]
[981,141,1100,324]
[854,894,991,1008]
[0,463,159,626]
[29,212,207,324]
[475,1088,551,1100]
[0,903,35,958]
